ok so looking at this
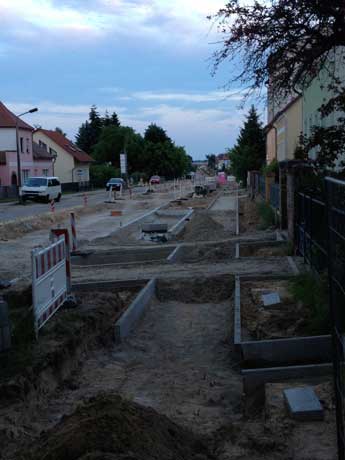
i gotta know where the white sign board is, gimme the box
[120,153,127,174]
[31,237,67,333]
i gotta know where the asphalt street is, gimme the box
[0,187,146,222]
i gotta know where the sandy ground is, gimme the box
[0,191,336,460]
[0,190,178,282]
[18,277,241,447]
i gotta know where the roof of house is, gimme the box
[35,129,94,163]
[32,141,53,161]
[0,102,34,130]
[217,153,229,161]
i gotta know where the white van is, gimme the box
[21,177,62,203]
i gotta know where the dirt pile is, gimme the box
[0,289,136,402]
[179,211,232,242]
[20,394,214,460]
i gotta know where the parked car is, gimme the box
[150,175,160,184]
[21,177,62,203]
[106,178,126,192]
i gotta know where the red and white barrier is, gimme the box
[70,212,77,252]
[50,199,55,213]
[31,237,68,335]
[83,193,88,206]
[50,228,72,293]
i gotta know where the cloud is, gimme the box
[4,99,243,158]
[0,0,223,49]
[115,89,244,103]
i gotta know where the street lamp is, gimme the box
[16,107,38,202]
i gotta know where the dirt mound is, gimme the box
[179,211,231,242]
[21,394,213,460]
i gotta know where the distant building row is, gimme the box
[0,102,93,188]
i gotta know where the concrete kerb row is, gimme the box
[167,208,194,239]
[166,244,183,263]
[233,273,333,408]
[73,278,155,345]
[114,278,156,343]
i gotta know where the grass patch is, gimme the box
[289,272,330,335]
[257,202,276,230]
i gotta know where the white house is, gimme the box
[33,129,94,186]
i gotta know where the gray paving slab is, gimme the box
[283,387,324,421]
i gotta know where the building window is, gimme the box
[20,137,24,153]
[39,140,47,150]
[42,169,49,176]
[49,147,57,158]
[26,138,30,153]
[22,169,30,182]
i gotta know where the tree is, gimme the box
[76,106,121,154]
[92,125,142,168]
[206,154,216,170]
[144,124,171,144]
[76,105,103,154]
[55,127,66,137]
[211,1,345,99]
[229,106,265,185]
[211,1,345,171]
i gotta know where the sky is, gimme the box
[0,0,260,159]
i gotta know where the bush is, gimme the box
[90,164,121,188]
[130,171,148,184]
[288,272,330,335]
[261,158,279,175]
[257,202,276,229]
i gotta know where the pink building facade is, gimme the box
[0,102,53,188]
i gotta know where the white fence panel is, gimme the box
[32,237,67,333]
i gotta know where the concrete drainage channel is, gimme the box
[233,273,333,408]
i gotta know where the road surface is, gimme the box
[0,187,146,222]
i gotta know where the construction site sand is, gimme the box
[2,275,242,460]
[20,395,213,460]
[0,194,175,282]
[0,288,138,459]
[241,280,312,340]
[213,380,336,460]
[177,241,236,263]
[178,210,236,242]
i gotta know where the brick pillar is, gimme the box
[286,168,295,242]
[265,173,275,204]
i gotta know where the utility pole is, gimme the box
[15,107,38,203]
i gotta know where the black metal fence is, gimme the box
[295,177,345,459]
[295,190,328,273]
[326,177,345,459]
[258,175,266,197]
[270,182,280,209]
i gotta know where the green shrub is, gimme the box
[90,164,121,188]
[257,202,276,229]
[288,272,330,335]
[261,158,279,175]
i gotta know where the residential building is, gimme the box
[0,102,53,187]
[33,129,94,186]
[266,96,303,163]
[216,153,230,170]
[302,49,345,166]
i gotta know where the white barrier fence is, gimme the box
[31,237,68,335]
